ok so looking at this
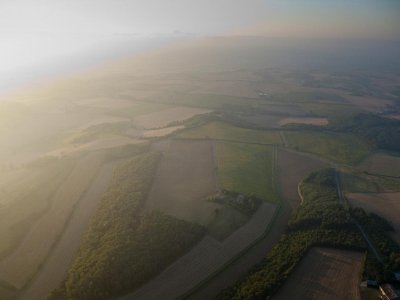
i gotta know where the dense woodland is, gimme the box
[219,169,366,300]
[48,152,205,300]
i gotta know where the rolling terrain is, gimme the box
[0,35,399,300]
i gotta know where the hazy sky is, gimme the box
[0,0,399,86]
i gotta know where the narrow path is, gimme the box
[297,181,304,205]
[19,159,124,300]
[279,131,288,147]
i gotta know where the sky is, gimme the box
[0,0,399,89]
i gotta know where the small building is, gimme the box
[380,284,400,300]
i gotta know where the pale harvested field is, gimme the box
[279,117,328,126]
[20,159,125,300]
[49,136,142,157]
[133,106,211,129]
[360,153,400,177]
[277,149,328,208]
[273,247,364,300]
[121,203,276,300]
[347,192,400,244]
[141,125,184,138]
[0,151,106,289]
[145,140,218,225]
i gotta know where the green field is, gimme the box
[215,142,278,202]
[177,121,281,145]
[283,130,372,164]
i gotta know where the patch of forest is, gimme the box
[218,169,366,300]
[48,152,205,300]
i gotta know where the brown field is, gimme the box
[145,140,218,225]
[121,203,276,300]
[20,159,125,300]
[273,247,364,300]
[347,192,400,244]
[277,148,328,208]
[133,106,211,129]
[49,136,142,157]
[360,153,400,177]
[278,117,328,126]
[0,151,106,289]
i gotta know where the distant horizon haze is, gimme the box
[0,0,398,93]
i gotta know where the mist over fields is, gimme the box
[1,1,400,300]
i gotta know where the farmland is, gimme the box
[20,159,127,300]
[0,157,77,260]
[0,32,398,300]
[283,130,372,164]
[219,169,366,299]
[0,151,107,289]
[145,140,218,225]
[177,121,281,145]
[278,117,328,126]
[122,202,277,300]
[215,142,277,201]
[273,247,364,300]
[341,171,400,193]
[49,153,205,300]
[360,153,400,177]
[276,149,328,207]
